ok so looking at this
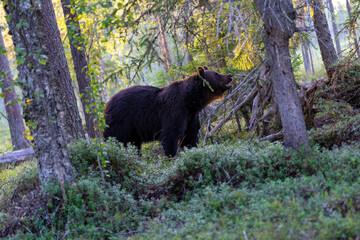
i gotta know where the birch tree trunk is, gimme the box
[254,0,309,150]
[3,0,84,186]
[312,0,338,79]
[61,0,98,138]
[0,31,30,150]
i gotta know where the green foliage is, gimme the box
[132,178,360,240]
[309,81,360,148]
[68,138,180,193]
[9,178,154,239]
[3,139,360,238]
[0,160,39,210]
[309,113,360,148]
[167,61,207,80]
[0,139,12,154]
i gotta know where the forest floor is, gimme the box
[1,68,360,239]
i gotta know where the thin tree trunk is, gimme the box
[328,0,342,58]
[0,31,30,150]
[308,45,315,75]
[312,0,338,79]
[346,0,360,58]
[97,53,109,101]
[157,16,172,72]
[301,41,311,76]
[299,14,311,76]
[305,9,315,75]
[60,0,98,138]
[3,0,84,186]
[183,28,193,64]
[183,0,193,65]
[254,0,309,150]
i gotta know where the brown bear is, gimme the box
[104,66,232,157]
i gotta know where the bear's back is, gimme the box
[104,85,164,142]
[105,85,160,122]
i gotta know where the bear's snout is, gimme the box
[222,74,233,90]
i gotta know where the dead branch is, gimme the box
[206,84,259,139]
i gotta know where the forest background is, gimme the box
[1,0,360,238]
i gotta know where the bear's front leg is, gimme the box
[160,127,184,157]
[162,138,179,157]
[180,114,200,149]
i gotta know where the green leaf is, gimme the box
[39,59,47,65]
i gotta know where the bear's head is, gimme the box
[197,66,233,102]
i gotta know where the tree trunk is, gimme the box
[156,16,172,73]
[312,0,338,79]
[299,14,311,77]
[0,31,30,150]
[254,0,309,149]
[308,44,315,75]
[3,0,84,186]
[346,0,360,58]
[60,0,98,138]
[183,27,193,64]
[328,0,342,58]
[305,9,315,75]
[301,41,311,77]
[41,0,85,141]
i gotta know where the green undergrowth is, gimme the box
[1,139,360,239]
[309,85,360,148]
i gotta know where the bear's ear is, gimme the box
[203,66,209,70]
[197,66,205,77]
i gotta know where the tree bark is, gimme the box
[328,0,342,58]
[312,0,338,79]
[346,0,360,58]
[299,14,311,76]
[308,44,315,75]
[0,31,30,150]
[41,0,85,141]
[254,0,309,149]
[301,41,311,76]
[60,0,98,138]
[156,16,172,73]
[3,0,84,186]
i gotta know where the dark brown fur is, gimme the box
[104,66,232,157]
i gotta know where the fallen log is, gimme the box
[0,148,34,164]
[259,130,284,142]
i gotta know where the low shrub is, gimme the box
[309,113,360,148]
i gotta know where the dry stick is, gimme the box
[205,62,264,116]
[207,85,259,138]
[202,64,264,144]
[249,78,273,131]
